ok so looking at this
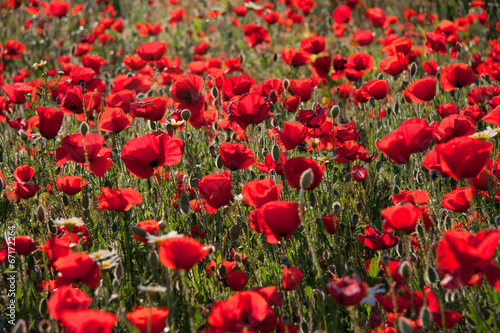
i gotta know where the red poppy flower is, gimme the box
[53,252,101,288]
[381,203,422,234]
[441,187,473,212]
[219,142,255,171]
[169,8,185,26]
[482,105,500,126]
[242,24,271,48]
[425,32,447,54]
[327,275,368,306]
[274,121,308,151]
[352,30,375,46]
[422,286,462,329]
[106,90,136,113]
[36,107,64,139]
[249,200,302,244]
[311,55,332,81]
[170,74,205,127]
[14,236,36,256]
[360,79,389,100]
[2,40,26,60]
[322,214,340,234]
[12,165,40,200]
[135,41,168,62]
[283,95,301,113]
[46,0,70,18]
[121,132,184,178]
[97,187,142,212]
[133,220,160,243]
[332,5,351,24]
[42,235,73,263]
[97,107,133,133]
[208,291,272,332]
[437,229,500,287]
[281,47,311,67]
[366,8,385,27]
[383,37,412,55]
[159,236,209,270]
[227,93,270,130]
[300,36,325,54]
[346,52,375,72]
[127,307,169,333]
[198,171,232,213]
[82,54,105,74]
[227,271,249,291]
[376,118,433,164]
[436,101,460,118]
[379,52,408,76]
[56,175,87,195]
[435,136,492,179]
[222,75,255,101]
[48,286,92,321]
[56,133,113,177]
[358,225,399,250]
[351,164,367,181]
[284,157,325,191]
[288,78,314,102]
[440,63,476,91]
[423,59,439,75]
[282,266,304,291]
[242,178,282,208]
[432,115,476,144]
[1,83,33,104]
[405,77,437,103]
[295,104,328,128]
[60,310,117,333]
[255,153,287,176]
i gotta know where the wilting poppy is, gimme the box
[219,142,255,171]
[121,132,184,178]
[242,178,282,208]
[135,41,168,62]
[56,175,87,195]
[405,77,436,103]
[197,171,232,213]
[327,275,368,306]
[282,266,304,291]
[60,309,117,333]
[48,286,92,321]
[440,63,476,91]
[97,187,142,212]
[249,200,302,244]
[158,236,209,270]
[284,157,325,191]
[381,202,422,234]
[434,136,492,179]
[53,252,101,288]
[127,307,169,333]
[358,225,400,250]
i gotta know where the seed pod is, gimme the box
[179,192,191,215]
[80,122,89,136]
[181,109,191,121]
[300,168,314,190]
[419,306,433,329]
[36,205,46,222]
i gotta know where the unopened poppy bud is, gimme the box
[234,253,242,262]
[273,53,278,62]
[81,192,89,210]
[36,205,46,222]
[80,122,89,135]
[181,109,191,121]
[425,266,438,284]
[114,263,124,280]
[0,179,3,193]
[419,306,433,329]
[149,251,160,269]
[369,97,376,107]
[209,144,217,157]
[283,79,290,90]
[13,319,27,333]
[269,102,275,113]
[402,70,410,83]
[333,189,340,197]
[229,224,241,240]
[179,192,191,215]
[38,298,48,317]
[397,316,414,333]
[332,201,341,214]
[356,202,363,212]
[19,129,28,141]
[455,42,462,53]
[300,168,314,190]
[217,264,227,279]
[313,289,325,301]
[282,315,291,326]
[410,62,418,77]
[323,249,330,260]
[130,225,149,239]
[393,102,399,115]
[165,123,173,133]
[189,177,198,188]
[494,215,500,226]
[350,213,359,229]
[215,154,223,169]
[330,105,340,118]
[485,74,491,83]
[398,261,411,280]
[112,278,120,289]
[211,86,218,99]
[281,256,291,267]
[48,220,57,234]
[38,319,52,333]
[309,191,316,207]
[207,245,216,254]
[377,73,384,80]
[27,254,35,270]
[416,223,425,238]
[148,120,157,131]
[343,172,352,182]
[272,144,281,163]
[301,321,309,333]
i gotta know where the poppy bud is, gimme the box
[369,97,375,107]
[332,202,341,214]
[179,192,191,215]
[416,223,425,238]
[81,191,89,209]
[410,62,418,77]
[13,319,27,333]
[181,109,191,121]
[271,144,281,163]
[281,256,291,267]
[19,129,28,141]
[283,79,290,90]
[333,189,340,197]
[356,202,363,212]
[485,74,491,83]
[229,224,241,240]
[112,278,120,289]
[115,263,124,280]
[38,298,48,317]
[396,239,404,257]
[425,266,438,284]
[62,194,69,206]
[455,42,462,53]
[419,306,433,329]
[282,315,291,326]
[80,122,89,136]
[217,264,227,279]
[495,215,500,226]
[131,225,149,239]
[273,53,278,62]
[331,105,340,118]
[27,254,35,270]
[309,191,316,207]
[38,319,51,333]
[189,177,198,189]
[215,154,223,169]
[36,205,46,222]
[301,321,309,333]
[149,251,160,269]
[47,220,57,234]
[234,252,242,262]
[148,120,157,131]
[350,213,358,229]
[313,289,325,301]
[343,172,352,182]
[323,249,330,260]
[211,86,218,99]
[397,316,414,333]
[402,70,410,83]
[377,73,384,80]
[300,168,314,190]
[398,261,411,280]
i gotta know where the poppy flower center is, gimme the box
[148,160,159,168]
